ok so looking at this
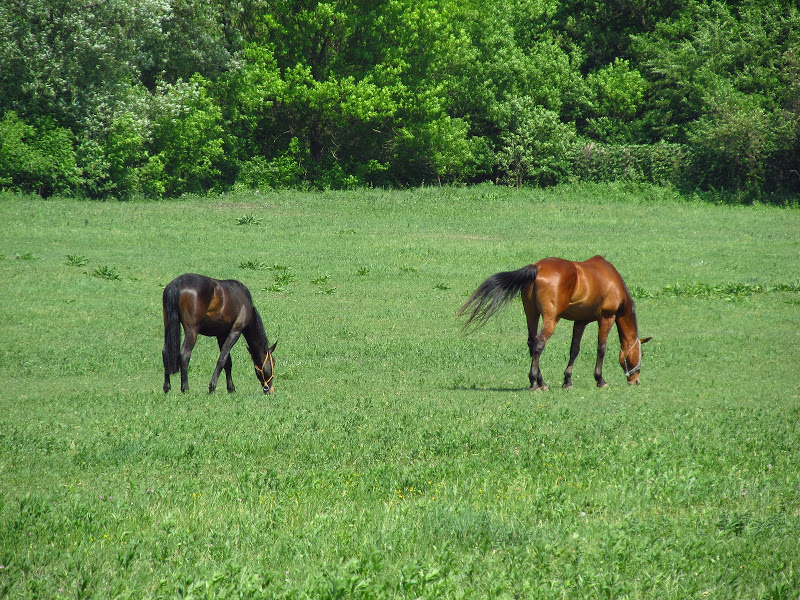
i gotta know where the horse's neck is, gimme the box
[617,302,639,345]
[242,327,266,364]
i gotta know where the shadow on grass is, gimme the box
[445,384,531,393]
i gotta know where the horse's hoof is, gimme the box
[597,381,609,388]
[529,384,548,391]
[562,382,573,390]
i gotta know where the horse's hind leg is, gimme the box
[523,301,543,390]
[563,321,589,389]
[217,336,235,393]
[162,348,171,393]
[529,319,556,390]
[180,330,198,393]
[523,297,556,391]
[594,316,615,388]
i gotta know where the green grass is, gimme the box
[1,183,799,599]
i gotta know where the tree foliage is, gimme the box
[0,0,797,198]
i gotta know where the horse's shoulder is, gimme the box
[217,277,246,290]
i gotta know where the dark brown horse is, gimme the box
[162,274,277,394]
[459,256,651,389]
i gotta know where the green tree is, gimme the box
[0,0,165,127]
[553,0,691,71]
[633,1,800,190]
[220,0,410,186]
[584,58,648,142]
[150,75,225,195]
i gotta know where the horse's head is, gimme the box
[255,341,278,394]
[620,337,652,385]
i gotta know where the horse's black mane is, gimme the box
[241,283,270,361]
[622,284,640,335]
[249,306,269,349]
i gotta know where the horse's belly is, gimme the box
[198,319,230,337]
[562,304,601,321]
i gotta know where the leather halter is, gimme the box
[255,351,274,388]
[623,338,642,377]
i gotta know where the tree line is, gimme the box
[1,0,798,200]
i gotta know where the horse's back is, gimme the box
[532,256,628,320]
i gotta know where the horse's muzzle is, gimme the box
[263,385,275,395]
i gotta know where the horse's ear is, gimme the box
[641,337,653,344]
[269,340,278,354]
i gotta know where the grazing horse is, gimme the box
[162,274,277,394]
[459,256,651,389]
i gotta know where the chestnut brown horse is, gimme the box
[162,274,277,394]
[459,256,651,389]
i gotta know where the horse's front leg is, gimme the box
[209,330,241,393]
[594,316,616,388]
[217,336,236,393]
[563,321,589,389]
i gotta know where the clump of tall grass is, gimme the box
[65,254,89,267]
[240,259,267,270]
[93,265,121,280]
[264,264,295,292]
[236,214,262,226]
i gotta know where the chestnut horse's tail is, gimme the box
[458,264,539,328]
[162,280,182,375]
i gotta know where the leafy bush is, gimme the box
[0,112,80,197]
[236,138,306,190]
[572,142,691,187]
[688,90,783,192]
[631,2,800,193]
[494,98,579,187]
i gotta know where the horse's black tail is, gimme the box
[162,281,181,375]
[458,265,539,329]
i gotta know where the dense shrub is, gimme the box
[572,142,691,187]
[0,112,79,197]
[495,99,580,187]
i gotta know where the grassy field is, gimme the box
[1,183,799,599]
